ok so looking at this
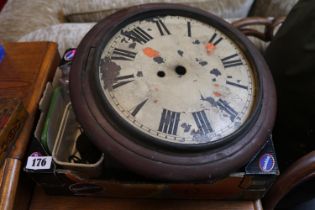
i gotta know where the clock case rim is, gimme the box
[69,3,277,181]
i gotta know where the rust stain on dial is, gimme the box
[143,47,160,58]
[100,57,121,90]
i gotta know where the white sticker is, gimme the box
[26,156,52,170]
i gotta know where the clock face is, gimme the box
[98,15,256,145]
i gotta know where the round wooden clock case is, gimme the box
[69,4,276,181]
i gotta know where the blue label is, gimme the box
[0,45,5,63]
[259,153,275,172]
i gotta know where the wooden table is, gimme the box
[29,186,263,210]
[0,42,60,210]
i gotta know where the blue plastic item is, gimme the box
[0,45,5,63]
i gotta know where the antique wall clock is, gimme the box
[69,3,276,181]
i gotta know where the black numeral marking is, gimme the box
[154,19,171,36]
[226,81,248,90]
[131,99,148,116]
[112,74,134,89]
[187,21,191,37]
[217,99,238,122]
[192,110,213,135]
[221,54,243,68]
[121,27,153,44]
[209,32,223,46]
[111,48,137,61]
[158,109,180,135]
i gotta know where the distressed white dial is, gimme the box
[98,15,256,144]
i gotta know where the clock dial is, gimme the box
[98,15,256,145]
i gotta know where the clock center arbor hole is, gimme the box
[175,65,187,76]
[157,66,187,78]
[157,71,165,77]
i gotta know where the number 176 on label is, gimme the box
[26,156,52,170]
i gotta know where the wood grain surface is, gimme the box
[30,186,262,210]
[0,42,60,210]
[0,158,21,210]
[0,41,59,159]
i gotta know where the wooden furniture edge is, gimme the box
[232,16,286,42]
[9,42,60,159]
[0,158,22,210]
[0,42,60,210]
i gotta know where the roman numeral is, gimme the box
[121,27,153,44]
[112,74,134,89]
[217,99,238,122]
[154,19,171,36]
[226,80,248,90]
[131,99,148,116]
[221,54,243,68]
[187,21,191,37]
[111,48,137,61]
[192,110,213,135]
[209,33,223,46]
[158,109,180,135]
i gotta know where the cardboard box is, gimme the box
[24,132,278,200]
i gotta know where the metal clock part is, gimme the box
[69,3,276,181]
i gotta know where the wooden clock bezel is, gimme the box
[69,3,276,181]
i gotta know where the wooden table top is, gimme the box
[0,41,59,158]
[30,186,263,210]
[0,42,57,109]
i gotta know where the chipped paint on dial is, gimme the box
[98,15,256,144]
